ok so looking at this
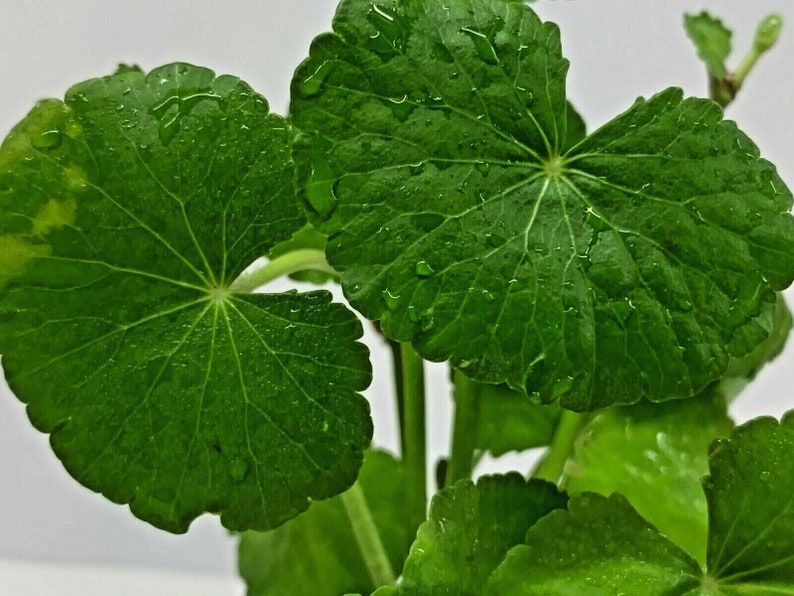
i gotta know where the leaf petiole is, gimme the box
[445,370,481,487]
[401,343,427,529]
[228,248,336,293]
[340,481,396,588]
[532,410,584,484]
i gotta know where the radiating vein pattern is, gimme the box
[0,63,373,532]
[291,0,794,409]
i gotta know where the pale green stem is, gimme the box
[228,249,335,293]
[341,482,395,587]
[445,369,481,487]
[401,342,427,528]
[735,14,783,85]
[533,410,584,485]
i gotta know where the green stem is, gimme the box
[735,13,783,85]
[533,410,584,485]
[228,249,335,293]
[401,342,427,528]
[388,335,406,454]
[341,482,395,588]
[445,369,481,487]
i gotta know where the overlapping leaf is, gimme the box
[563,388,733,563]
[239,450,411,596]
[290,0,794,409]
[0,63,372,532]
[705,413,794,590]
[392,474,567,595]
[486,493,703,594]
[487,411,794,594]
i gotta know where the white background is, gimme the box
[1,0,792,591]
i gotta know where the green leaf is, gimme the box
[239,450,412,596]
[487,492,703,594]
[394,474,567,595]
[0,63,372,532]
[475,382,560,456]
[722,293,792,398]
[562,101,587,153]
[684,12,733,78]
[705,413,794,591]
[563,388,733,565]
[290,0,794,409]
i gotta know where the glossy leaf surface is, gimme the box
[0,63,372,532]
[394,474,566,595]
[239,450,411,596]
[487,492,703,594]
[705,413,794,591]
[563,389,733,564]
[291,0,794,409]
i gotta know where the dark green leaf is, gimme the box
[486,493,703,594]
[562,101,586,153]
[291,0,794,409]
[721,293,792,399]
[0,63,372,532]
[563,388,733,564]
[684,12,733,78]
[475,382,560,456]
[705,413,794,590]
[239,450,411,596]
[394,474,566,595]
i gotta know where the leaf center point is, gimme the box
[543,155,566,179]
[207,286,231,305]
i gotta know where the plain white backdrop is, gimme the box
[0,0,792,590]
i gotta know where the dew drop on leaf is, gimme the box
[31,129,62,150]
[415,260,436,278]
[298,62,333,98]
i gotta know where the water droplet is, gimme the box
[32,129,62,150]
[481,289,495,302]
[475,161,491,176]
[420,308,435,331]
[230,458,249,482]
[461,26,498,65]
[383,289,401,310]
[409,162,426,176]
[252,93,268,112]
[432,42,455,63]
[305,176,338,219]
[415,260,435,278]
[298,62,333,98]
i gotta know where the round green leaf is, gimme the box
[705,412,794,589]
[0,63,372,533]
[396,474,567,595]
[487,493,703,595]
[290,0,794,410]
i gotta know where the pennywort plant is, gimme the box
[1,1,793,593]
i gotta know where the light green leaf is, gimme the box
[684,12,733,78]
[394,474,567,595]
[563,388,733,565]
[486,492,703,594]
[705,413,794,591]
[239,450,411,596]
[0,63,372,532]
[474,382,560,456]
[290,0,794,410]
